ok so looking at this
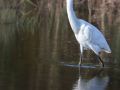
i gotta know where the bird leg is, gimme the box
[98,56,104,67]
[79,45,83,66]
[79,54,83,65]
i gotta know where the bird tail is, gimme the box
[105,50,111,53]
[104,46,111,53]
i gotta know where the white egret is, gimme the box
[66,0,111,67]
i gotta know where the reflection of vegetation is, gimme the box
[0,0,120,63]
[0,0,120,90]
[113,26,120,65]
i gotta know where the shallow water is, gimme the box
[0,1,120,90]
[0,22,120,90]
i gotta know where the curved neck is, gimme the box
[66,0,79,34]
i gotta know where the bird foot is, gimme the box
[78,61,82,66]
[99,62,104,67]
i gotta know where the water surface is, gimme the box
[0,1,120,90]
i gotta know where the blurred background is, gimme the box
[0,0,120,90]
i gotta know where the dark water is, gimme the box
[0,3,120,90]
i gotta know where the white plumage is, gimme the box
[75,19,111,55]
[66,0,111,67]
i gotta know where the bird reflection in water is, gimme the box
[73,69,109,90]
